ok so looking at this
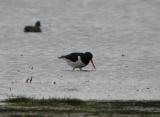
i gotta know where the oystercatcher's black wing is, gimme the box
[59,53,83,62]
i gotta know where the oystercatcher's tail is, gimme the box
[58,56,66,59]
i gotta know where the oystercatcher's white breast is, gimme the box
[65,56,85,68]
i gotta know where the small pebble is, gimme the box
[121,54,125,57]
[31,66,33,70]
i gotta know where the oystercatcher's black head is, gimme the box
[82,52,93,65]
[83,52,96,70]
[84,52,93,60]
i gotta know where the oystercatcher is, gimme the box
[59,52,96,70]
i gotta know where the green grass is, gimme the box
[2,97,160,114]
[3,97,87,107]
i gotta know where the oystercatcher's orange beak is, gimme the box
[90,59,96,70]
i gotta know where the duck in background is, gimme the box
[24,21,42,32]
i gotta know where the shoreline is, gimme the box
[1,99,160,113]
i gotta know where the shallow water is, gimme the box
[1,0,160,100]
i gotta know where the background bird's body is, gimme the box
[24,26,41,32]
[24,21,41,32]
